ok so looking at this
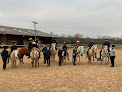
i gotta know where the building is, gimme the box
[0,25,57,45]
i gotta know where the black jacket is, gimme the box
[28,42,33,50]
[63,46,67,51]
[1,50,9,60]
[58,50,63,58]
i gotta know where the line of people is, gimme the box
[0,38,116,70]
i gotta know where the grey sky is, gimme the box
[0,0,122,37]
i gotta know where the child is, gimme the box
[110,45,116,67]
[58,46,63,66]
[1,46,9,70]
[45,47,51,67]
[72,47,77,65]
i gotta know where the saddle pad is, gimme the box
[97,58,102,61]
[83,50,87,54]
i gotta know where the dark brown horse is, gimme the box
[18,47,29,64]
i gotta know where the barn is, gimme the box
[0,25,57,45]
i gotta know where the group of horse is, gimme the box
[9,43,110,68]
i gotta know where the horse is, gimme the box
[62,50,69,65]
[88,45,97,63]
[50,43,57,62]
[18,47,29,64]
[10,50,18,68]
[30,47,39,67]
[101,45,110,65]
[72,46,84,64]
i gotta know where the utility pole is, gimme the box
[33,21,38,40]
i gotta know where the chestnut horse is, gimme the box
[18,47,29,64]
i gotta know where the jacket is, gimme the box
[110,48,116,56]
[58,50,63,58]
[45,50,51,57]
[72,49,77,57]
[28,42,33,50]
[1,50,9,60]
[11,45,17,52]
[89,42,94,48]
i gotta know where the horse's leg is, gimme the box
[108,56,109,63]
[105,56,107,65]
[93,56,94,63]
[32,60,34,67]
[79,56,80,65]
[38,59,39,66]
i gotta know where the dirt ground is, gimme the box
[0,48,122,92]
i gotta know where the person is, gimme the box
[11,41,17,53]
[86,39,94,58]
[50,38,57,50]
[28,38,33,58]
[72,47,77,65]
[1,46,9,70]
[9,41,17,57]
[62,43,69,60]
[99,39,110,59]
[42,45,47,63]
[45,47,51,67]
[110,45,116,67]
[58,46,63,66]
[75,40,80,48]
[28,38,33,51]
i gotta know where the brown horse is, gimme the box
[18,47,29,64]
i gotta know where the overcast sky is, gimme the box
[0,0,122,37]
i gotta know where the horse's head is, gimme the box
[12,50,18,59]
[93,45,97,53]
[51,43,56,51]
[103,45,108,54]
[77,46,84,54]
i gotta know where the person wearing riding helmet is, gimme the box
[9,41,17,58]
[11,41,17,53]
[28,38,33,51]
[32,40,40,58]
[50,37,57,50]
[75,40,80,48]
[86,39,94,58]
[99,38,110,59]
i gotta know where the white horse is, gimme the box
[10,50,18,68]
[30,47,39,67]
[72,46,84,64]
[101,45,110,65]
[88,45,97,63]
[50,43,57,62]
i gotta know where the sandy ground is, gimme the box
[0,48,122,92]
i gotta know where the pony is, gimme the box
[62,50,69,65]
[30,47,39,67]
[10,50,18,68]
[88,45,97,63]
[18,47,30,64]
[50,43,57,62]
[72,46,84,64]
[101,45,110,65]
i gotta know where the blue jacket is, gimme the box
[45,50,51,57]
[11,45,17,52]
[102,41,110,48]
[89,42,94,48]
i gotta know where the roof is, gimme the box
[0,25,57,37]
